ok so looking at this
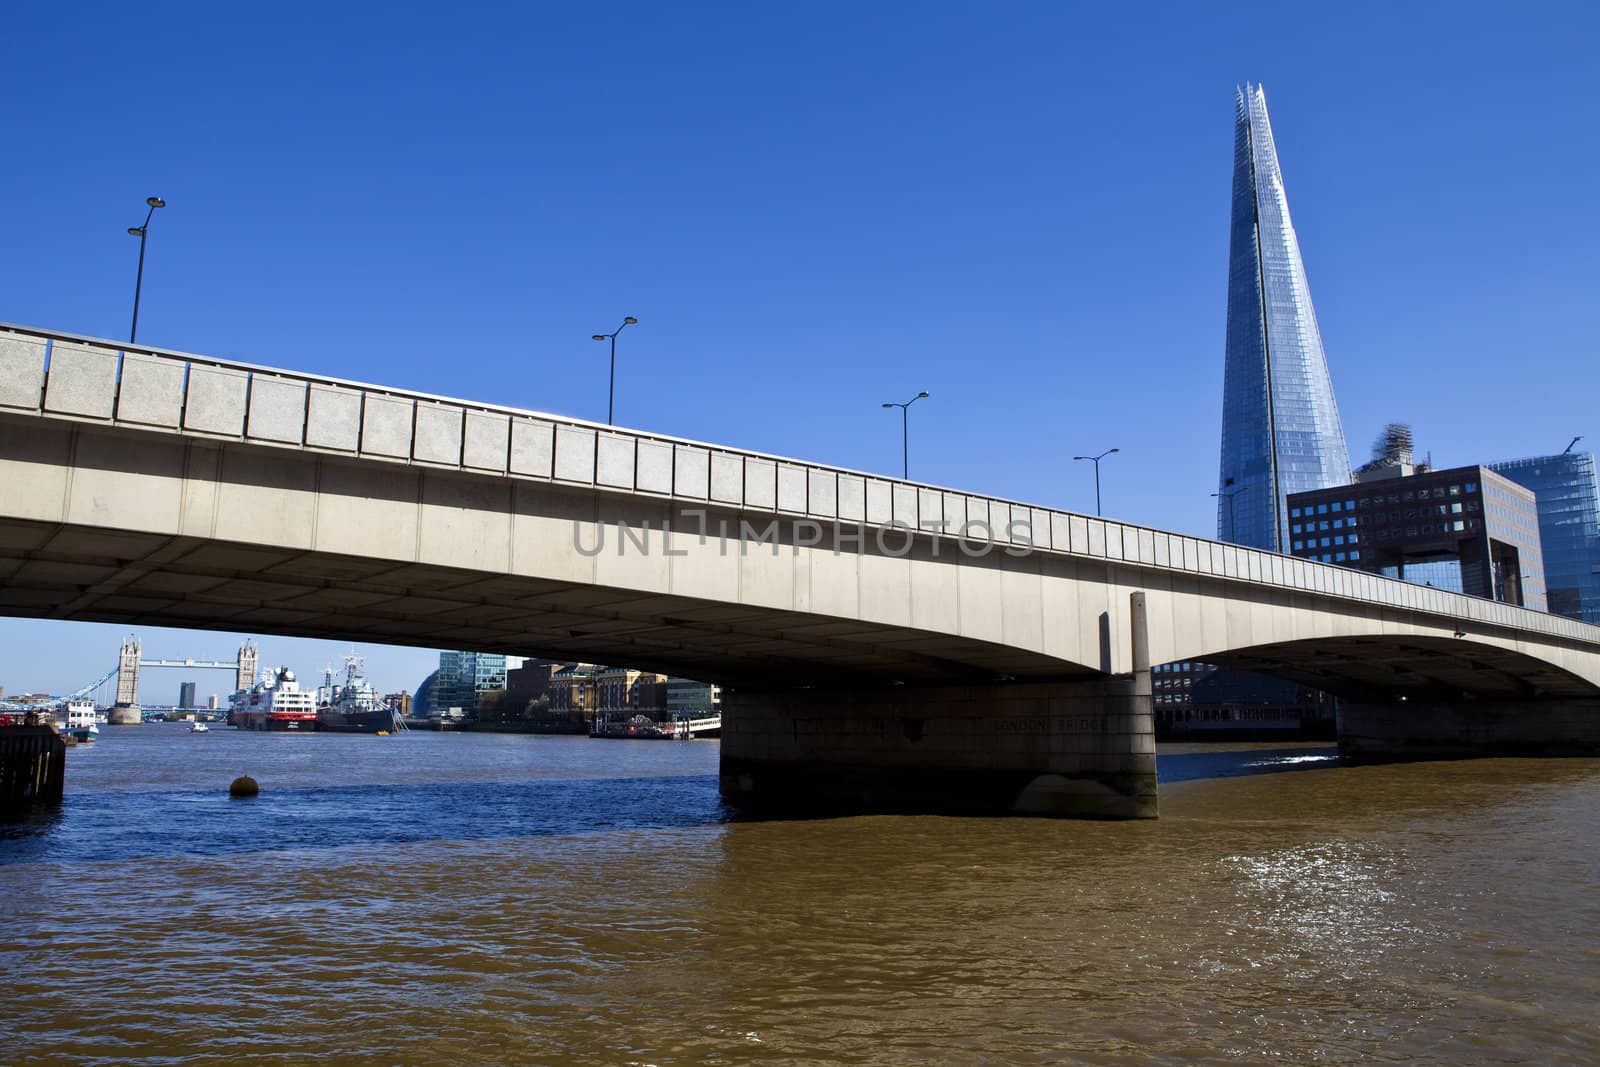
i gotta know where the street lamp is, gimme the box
[1211,483,1251,542]
[1072,447,1119,516]
[881,391,929,479]
[127,195,166,344]
[591,316,638,425]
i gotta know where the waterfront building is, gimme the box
[1287,464,1546,610]
[597,667,643,713]
[548,664,600,721]
[1216,83,1351,550]
[1490,451,1600,624]
[666,678,721,719]
[178,681,196,709]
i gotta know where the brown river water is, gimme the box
[2,726,1598,1065]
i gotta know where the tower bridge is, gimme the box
[108,636,256,722]
[3,322,1600,816]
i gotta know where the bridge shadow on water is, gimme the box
[0,746,1345,864]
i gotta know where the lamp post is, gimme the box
[881,391,929,479]
[1072,447,1119,516]
[127,196,166,344]
[1211,484,1251,542]
[591,316,638,425]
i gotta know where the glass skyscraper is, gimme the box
[1217,84,1350,550]
[1490,451,1600,623]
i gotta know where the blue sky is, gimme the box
[3,2,1596,699]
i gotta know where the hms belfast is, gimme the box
[314,653,397,733]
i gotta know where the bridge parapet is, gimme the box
[1,321,1595,652]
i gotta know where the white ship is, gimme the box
[231,668,317,731]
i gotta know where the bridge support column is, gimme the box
[720,593,1157,819]
[1338,698,1600,760]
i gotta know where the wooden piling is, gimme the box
[0,725,67,815]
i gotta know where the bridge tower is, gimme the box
[108,635,143,725]
[236,640,258,692]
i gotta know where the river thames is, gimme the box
[3,726,1598,1065]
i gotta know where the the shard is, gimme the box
[1217,84,1350,550]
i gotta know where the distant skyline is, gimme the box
[2,2,1596,693]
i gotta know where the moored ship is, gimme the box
[231,668,317,731]
[315,653,396,733]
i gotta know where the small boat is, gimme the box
[190,722,210,733]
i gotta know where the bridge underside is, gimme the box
[0,515,1093,688]
[1204,635,1598,701]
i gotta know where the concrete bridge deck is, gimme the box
[3,322,1599,816]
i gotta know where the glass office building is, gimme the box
[434,651,509,715]
[1217,84,1351,550]
[1490,452,1600,623]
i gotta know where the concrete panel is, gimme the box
[0,333,47,410]
[305,384,361,452]
[596,433,636,489]
[745,457,776,509]
[182,364,250,436]
[668,503,740,603]
[865,479,891,525]
[942,493,966,534]
[993,502,1016,544]
[509,418,555,478]
[838,474,866,522]
[510,482,594,584]
[808,538,858,618]
[1050,513,1069,554]
[1137,529,1155,565]
[214,448,319,551]
[1000,564,1044,652]
[808,469,837,519]
[0,418,71,520]
[711,452,743,504]
[246,375,307,444]
[1086,520,1106,557]
[116,351,185,428]
[893,484,919,528]
[45,342,117,419]
[177,443,221,538]
[1152,533,1170,568]
[413,402,463,466]
[594,496,672,595]
[554,425,596,483]
[64,429,186,534]
[360,394,414,458]
[315,461,421,562]
[777,464,807,514]
[737,521,794,610]
[463,411,510,472]
[908,544,960,635]
[858,549,912,628]
[636,439,673,494]
[1069,515,1089,554]
[675,446,710,499]
[418,475,512,572]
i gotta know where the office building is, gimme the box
[434,651,509,716]
[1490,451,1600,624]
[1287,464,1546,610]
[179,681,196,709]
[1216,83,1351,550]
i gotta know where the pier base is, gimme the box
[0,725,66,815]
[720,674,1157,819]
[107,704,141,726]
[1338,697,1600,760]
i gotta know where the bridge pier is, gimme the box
[720,592,1158,819]
[719,677,1157,818]
[1338,698,1600,760]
